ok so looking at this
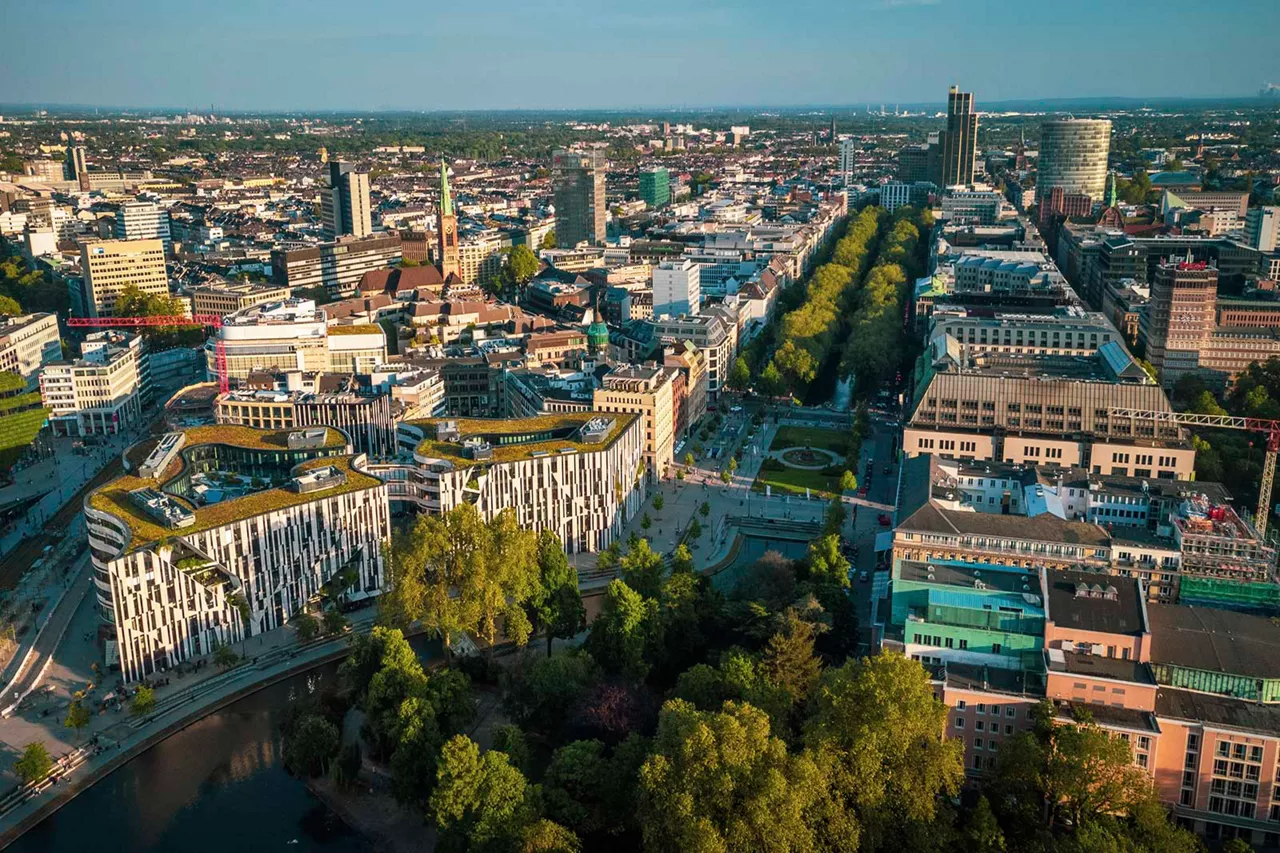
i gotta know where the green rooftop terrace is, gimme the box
[410,412,637,467]
[92,427,376,554]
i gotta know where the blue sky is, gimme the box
[2,0,1277,110]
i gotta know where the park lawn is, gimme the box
[752,464,840,499]
[769,425,849,455]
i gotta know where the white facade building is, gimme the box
[0,312,61,385]
[85,427,389,683]
[114,201,172,251]
[839,138,859,185]
[380,413,645,554]
[1245,206,1279,254]
[880,182,912,213]
[209,299,387,382]
[652,259,701,318]
[40,330,146,436]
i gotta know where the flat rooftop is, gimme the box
[1051,650,1156,685]
[91,427,372,554]
[897,558,1043,601]
[1156,687,1280,736]
[1147,603,1280,680]
[410,412,637,467]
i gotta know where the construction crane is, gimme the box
[67,314,229,394]
[1108,408,1280,538]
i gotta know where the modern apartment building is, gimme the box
[552,149,607,248]
[0,312,61,385]
[593,364,676,480]
[1036,118,1111,204]
[39,330,146,436]
[80,238,170,318]
[652,259,702,318]
[114,200,172,251]
[271,234,402,300]
[189,280,292,317]
[940,86,978,187]
[320,161,372,239]
[209,299,387,382]
[382,413,644,553]
[640,168,671,209]
[84,426,388,682]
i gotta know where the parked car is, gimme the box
[858,571,869,583]
[877,513,892,526]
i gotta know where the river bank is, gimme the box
[0,628,379,849]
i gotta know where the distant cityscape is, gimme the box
[0,80,1278,852]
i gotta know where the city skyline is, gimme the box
[2,0,1277,112]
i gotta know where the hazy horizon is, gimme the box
[2,0,1277,113]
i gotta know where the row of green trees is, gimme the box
[839,206,930,391]
[763,207,883,398]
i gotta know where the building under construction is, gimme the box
[1172,494,1277,586]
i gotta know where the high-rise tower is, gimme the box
[552,149,607,248]
[320,161,372,239]
[1036,118,1111,204]
[939,86,977,187]
[64,143,89,191]
[437,159,460,280]
[1147,256,1218,387]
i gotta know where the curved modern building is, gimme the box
[86,426,390,682]
[375,412,645,554]
[1036,118,1112,203]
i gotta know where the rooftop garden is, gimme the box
[410,412,636,467]
[328,324,384,336]
[90,449,380,554]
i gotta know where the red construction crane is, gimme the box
[66,314,229,394]
[1108,407,1280,538]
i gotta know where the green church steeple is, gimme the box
[440,158,454,218]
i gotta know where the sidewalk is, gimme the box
[0,432,132,561]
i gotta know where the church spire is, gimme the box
[440,158,454,218]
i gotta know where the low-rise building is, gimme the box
[593,364,676,480]
[213,376,397,458]
[270,235,402,300]
[0,312,61,385]
[646,313,735,401]
[904,338,1196,480]
[209,299,386,382]
[189,280,292,317]
[40,331,146,436]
